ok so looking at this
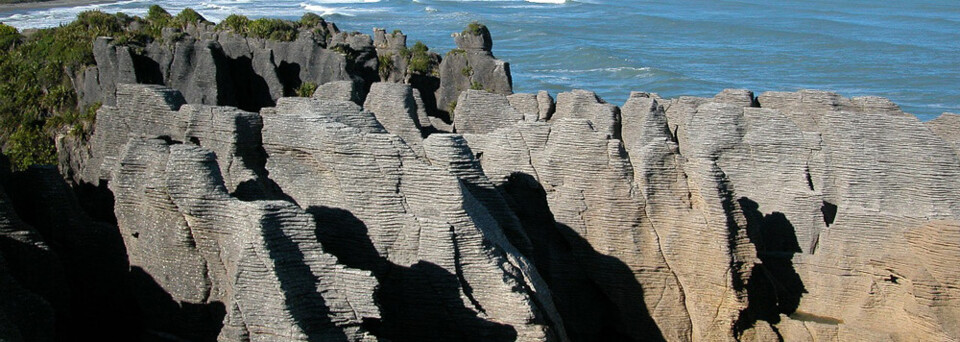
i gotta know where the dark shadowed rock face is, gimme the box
[86,24,377,113]
[1,20,958,342]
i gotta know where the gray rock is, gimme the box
[507,93,540,121]
[453,25,493,52]
[86,84,272,200]
[82,25,377,113]
[261,97,566,341]
[91,37,138,106]
[926,112,960,156]
[363,82,430,155]
[374,28,407,51]
[313,80,362,104]
[453,90,523,134]
[110,138,380,341]
[551,89,621,139]
[537,90,555,121]
[436,25,512,120]
[712,88,756,107]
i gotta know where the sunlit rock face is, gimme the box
[3,21,958,342]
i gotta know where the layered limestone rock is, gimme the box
[260,91,566,342]
[926,112,960,156]
[449,87,960,342]
[87,22,376,112]
[19,17,960,342]
[36,77,960,341]
[362,82,433,155]
[459,90,688,341]
[505,91,555,122]
[81,83,273,200]
[453,89,524,134]
[437,23,512,118]
[314,80,363,104]
[108,138,380,341]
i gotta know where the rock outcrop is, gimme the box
[436,23,513,119]
[86,22,377,112]
[261,90,565,341]
[2,18,958,342]
[110,137,380,341]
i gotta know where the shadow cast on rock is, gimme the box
[306,206,518,342]
[4,166,141,341]
[497,172,665,342]
[259,210,350,342]
[128,267,226,342]
[735,197,807,338]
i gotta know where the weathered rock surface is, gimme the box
[33,75,960,341]
[362,82,432,155]
[8,18,957,342]
[454,85,960,341]
[109,137,380,341]
[261,92,565,341]
[436,24,512,119]
[87,23,377,112]
[926,112,960,156]
[454,89,524,134]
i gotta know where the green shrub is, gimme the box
[470,81,484,90]
[6,124,56,170]
[299,13,324,27]
[45,102,99,137]
[0,23,20,50]
[378,53,394,79]
[0,10,130,169]
[464,21,486,36]
[461,66,473,77]
[297,82,317,97]
[216,14,251,34]
[76,10,124,32]
[447,48,465,56]
[146,5,172,24]
[408,41,432,74]
[173,8,209,28]
[247,18,298,41]
[0,6,327,169]
[391,29,402,35]
[216,15,299,41]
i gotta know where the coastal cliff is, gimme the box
[1,12,959,342]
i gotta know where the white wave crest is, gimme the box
[300,3,355,16]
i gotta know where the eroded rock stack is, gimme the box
[1,21,958,342]
[83,21,376,113]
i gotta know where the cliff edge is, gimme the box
[0,17,958,342]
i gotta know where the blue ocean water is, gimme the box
[2,0,958,120]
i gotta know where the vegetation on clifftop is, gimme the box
[215,13,329,42]
[0,8,331,170]
[0,11,135,170]
[464,21,486,36]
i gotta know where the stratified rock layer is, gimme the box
[2,19,955,342]
[32,76,960,341]
[261,91,564,342]
[436,24,512,119]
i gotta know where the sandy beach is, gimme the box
[0,0,115,13]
